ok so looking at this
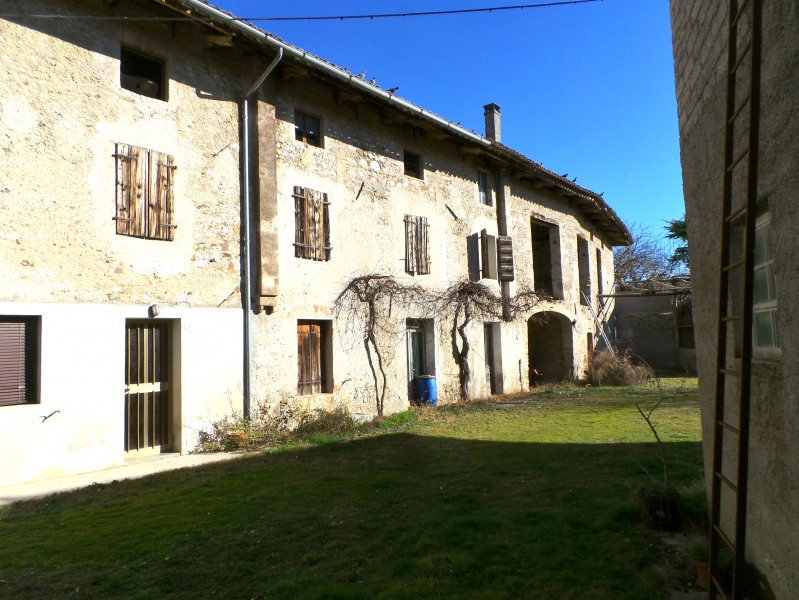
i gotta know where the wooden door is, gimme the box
[125,322,170,453]
[297,323,322,395]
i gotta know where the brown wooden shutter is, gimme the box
[309,189,320,260]
[497,236,515,281]
[294,186,307,258]
[294,187,330,261]
[115,143,146,237]
[418,216,430,275]
[0,320,33,406]
[322,192,331,261]
[297,323,321,395]
[148,151,176,241]
[480,229,497,279]
[404,215,417,275]
[307,188,317,260]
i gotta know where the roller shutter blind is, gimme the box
[0,319,37,406]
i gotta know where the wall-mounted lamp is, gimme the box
[148,303,161,318]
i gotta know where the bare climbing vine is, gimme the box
[333,274,431,416]
[434,281,543,401]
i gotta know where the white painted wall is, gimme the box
[0,302,242,487]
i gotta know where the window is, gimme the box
[678,326,696,349]
[0,316,39,407]
[297,320,332,395]
[753,215,778,347]
[404,151,422,179]
[595,248,604,295]
[114,143,177,241]
[120,46,166,101]
[478,170,491,206]
[577,236,591,305]
[404,215,431,275]
[293,186,331,261]
[531,219,554,295]
[295,111,321,147]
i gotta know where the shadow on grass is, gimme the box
[0,434,703,600]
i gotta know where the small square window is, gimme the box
[295,111,322,147]
[404,151,422,179]
[478,170,491,205]
[120,46,166,101]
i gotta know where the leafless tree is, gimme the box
[333,274,431,417]
[613,223,673,290]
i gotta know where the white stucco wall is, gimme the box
[0,301,242,487]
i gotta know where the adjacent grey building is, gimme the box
[670,1,798,597]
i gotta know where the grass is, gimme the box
[0,378,703,600]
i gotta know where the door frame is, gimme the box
[124,319,175,456]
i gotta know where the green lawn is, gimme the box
[0,379,703,600]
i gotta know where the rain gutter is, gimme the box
[242,47,283,419]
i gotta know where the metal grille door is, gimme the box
[125,322,170,452]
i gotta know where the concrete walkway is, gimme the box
[0,452,241,506]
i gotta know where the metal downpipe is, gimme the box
[242,48,283,419]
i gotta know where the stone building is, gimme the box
[670,0,798,597]
[0,0,630,487]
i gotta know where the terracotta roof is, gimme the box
[160,0,632,245]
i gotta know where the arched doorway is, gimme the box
[528,312,574,385]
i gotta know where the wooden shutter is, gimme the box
[297,323,322,395]
[481,229,497,279]
[404,215,418,275]
[0,320,35,407]
[497,236,515,281]
[294,186,308,259]
[404,215,430,275]
[148,151,177,241]
[295,187,331,261]
[322,192,331,261]
[418,216,430,274]
[115,143,147,237]
[309,189,321,260]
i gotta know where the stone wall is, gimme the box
[670,1,799,596]
[246,71,610,415]
[0,0,621,484]
[0,0,254,308]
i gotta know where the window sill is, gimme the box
[753,346,782,363]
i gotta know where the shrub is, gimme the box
[195,404,357,453]
[586,350,651,386]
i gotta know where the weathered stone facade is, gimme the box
[670,1,799,597]
[0,0,628,487]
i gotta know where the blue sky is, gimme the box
[215,0,684,238]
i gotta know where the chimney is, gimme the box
[483,103,501,142]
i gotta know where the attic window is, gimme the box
[404,151,422,179]
[120,47,166,101]
[295,111,321,147]
[478,170,491,206]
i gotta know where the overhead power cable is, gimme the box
[0,0,603,23]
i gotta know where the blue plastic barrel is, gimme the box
[416,375,438,406]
